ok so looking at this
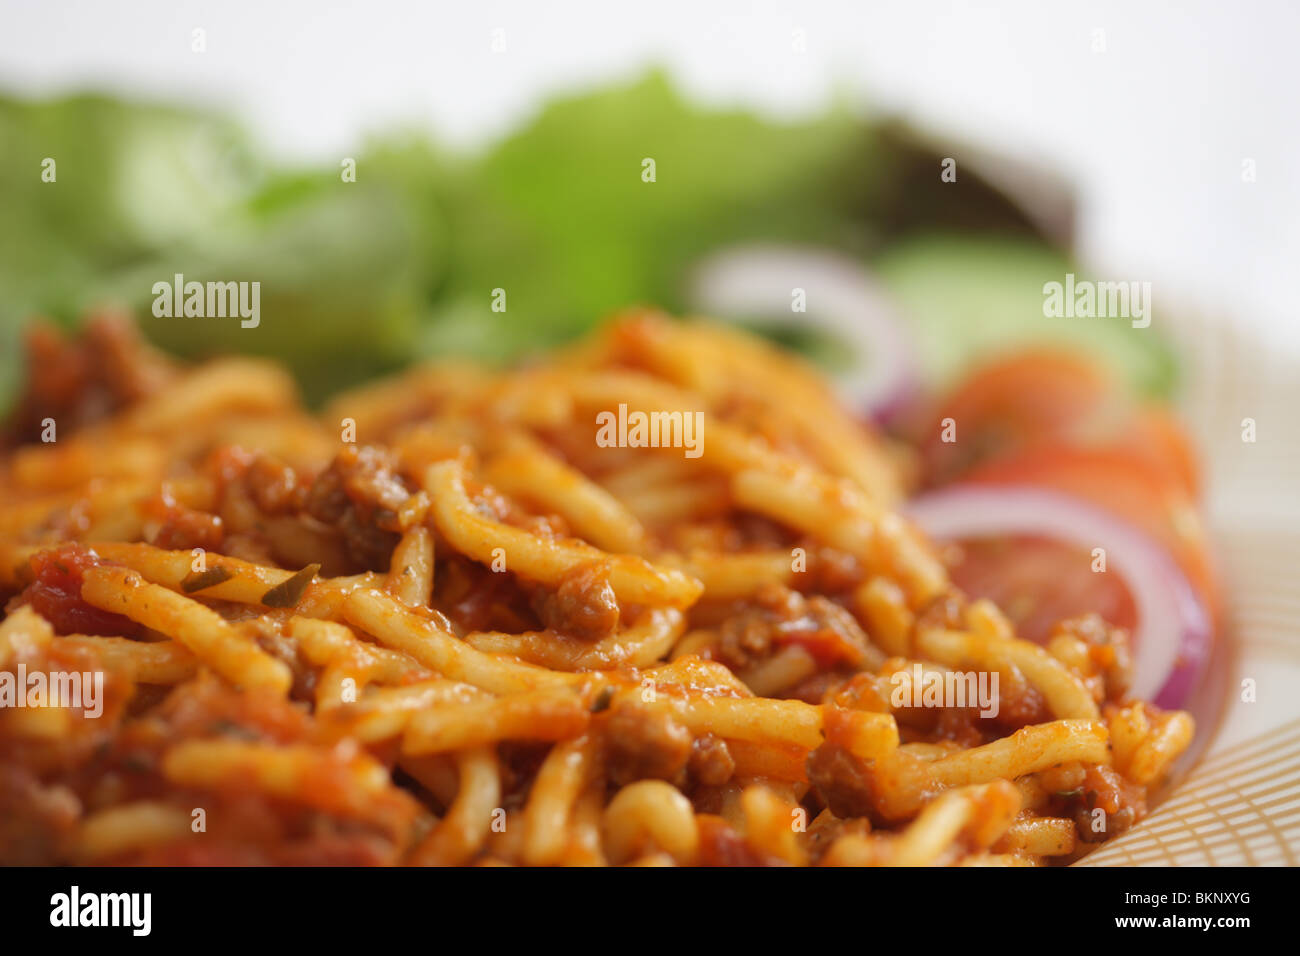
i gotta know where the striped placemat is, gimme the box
[1082,312,1300,866]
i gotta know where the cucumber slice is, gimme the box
[874,234,1181,398]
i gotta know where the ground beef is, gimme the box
[805,811,872,864]
[915,589,968,632]
[204,446,414,574]
[302,445,414,571]
[686,734,735,786]
[2,313,175,447]
[930,707,986,748]
[149,508,224,552]
[143,489,225,552]
[696,813,766,867]
[806,742,877,819]
[154,674,314,746]
[604,699,692,787]
[432,556,538,634]
[824,672,893,713]
[804,544,864,594]
[985,665,1051,734]
[1050,613,1134,702]
[244,454,306,515]
[1067,764,1147,842]
[716,583,870,672]
[532,562,620,641]
[0,767,81,865]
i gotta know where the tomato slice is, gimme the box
[920,351,1113,486]
[961,446,1219,620]
[918,349,1201,498]
[947,534,1137,644]
[1125,405,1202,500]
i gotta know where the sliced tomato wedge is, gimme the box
[920,350,1113,486]
[946,534,1138,644]
[918,349,1201,498]
[1125,405,1202,500]
[961,446,1219,620]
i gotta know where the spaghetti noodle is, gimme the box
[0,310,1193,865]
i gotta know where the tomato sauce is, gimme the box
[8,545,139,637]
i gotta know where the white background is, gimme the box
[2,0,1296,353]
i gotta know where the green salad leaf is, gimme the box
[0,72,1180,412]
[875,234,1180,397]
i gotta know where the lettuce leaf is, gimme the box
[0,72,1177,411]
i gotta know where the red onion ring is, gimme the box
[905,485,1212,708]
[689,244,919,425]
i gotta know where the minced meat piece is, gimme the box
[687,734,735,787]
[532,562,620,641]
[605,699,692,786]
[2,313,175,447]
[806,742,877,819]
[716,583,871,672]
[303,445,414,571]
